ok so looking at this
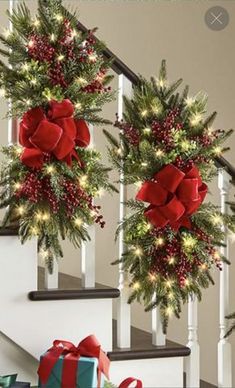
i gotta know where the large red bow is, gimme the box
[136,163,207,230]
[38,335,110,388]
[119,377,143,388]
[19,99,90,168]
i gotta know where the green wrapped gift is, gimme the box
[0,374,17,387]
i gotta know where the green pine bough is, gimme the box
[0,0,116,272]
[105,60,235,332]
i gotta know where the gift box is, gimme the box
[38,335,110,388]
[0,374,30,387]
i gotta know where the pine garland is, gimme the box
[0,0,116,272]
[105,60,235,331]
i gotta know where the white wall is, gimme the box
[1,0,235,385]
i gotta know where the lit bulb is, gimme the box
[46,165,55,174]
[133,282,140,290]
[168,292,174,300]
[155,149,164,157]
[0,88,6,97]
[166,306,174,316]
[184,278,190,287]
[141,162,148,167]
[55,14,63,22]
[42,213,50,221]
[90,210,97,218]
[35,212,43,221]
[50,33,56,42]
[213,146,222,156]
[200,263,207,271]
[30,78,37,85]
[152,105,160,114]
[25,99,31,106]
[33,19,40,27]
[168,256,175,265]
[79,175,88,188]
[57,54,65,61]
[134,247,143,257]
[116,148,122,156]
[149,273,157,282]
[13,182,21,191]
[166,280,173,288]
[17,205,25,215]
[40,249,49,259]
[181,140,191,151]
[22,63,30,71]
[213,251,220,260]
[143,127,151,134]
[183,235,197,250]
[185,97,194,107]
[141,109,148,117]
[211,214,223,225]
[190,113,202,127]
[28,39,34,48]
[15,146,23,155]
[30,226,39,235]
[75,102,82,109]
[155,237,164,247]
[77,77,87,86]
[74,218,83,227]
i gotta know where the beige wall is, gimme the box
[1,0,235,385]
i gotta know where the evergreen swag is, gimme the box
[105,60,235,331]
[0,0,116,272]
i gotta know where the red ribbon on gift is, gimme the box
[119,377,143,388]
[136,163,207,230]
[19,99,90,168]
[37,335,110,388]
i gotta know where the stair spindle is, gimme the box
[218,169,232,388]
[117,74,132,348]
[152,301,166,346]
[185,295,200,388]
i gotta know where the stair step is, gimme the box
[28,267,120,300]
[109,320,190,361]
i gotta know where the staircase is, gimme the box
[0,2,235,388]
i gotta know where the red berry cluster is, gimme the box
[27,34,55,62]
[48,62,67,88]
[152,109,183,151]
[42,178,60,213]
[62,180,84,217]
[115,116,140,146]
[16,172,42,202]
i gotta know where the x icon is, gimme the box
[210,12,223,25]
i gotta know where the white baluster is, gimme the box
[117,74,132,348]
[218,169,232,388]
[152,300,166,346]
[44,259,59,289]
[8,0,18,145]
[185,295,200,388]
[81,124,95,288]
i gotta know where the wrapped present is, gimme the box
[38,335,110,388]
[0,374,30,387]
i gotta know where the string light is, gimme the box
[182,235,197,250]
[133,282,140,290]
[35,212,43,221]
[88,54,97,62]
[155,149,164,157]
[42,213,50,221]
[213,146,222,156]
[46,165,55,174]
[40,249,49,260]
[190,113,202,127]
[17,205,25,216]
[79,175,88,188]
[141,109,148,117]
[116,148,122,156]
[25,99,31,106]
[30,226,39,235]
[133,247,143,257]
[156,78,167,88]
[165,306,174,316]
[166,279,173,288]
[77,77,87,86]
[211,214,223,225]
[184,278,190,287]
[3,28,11,39]
[152,105,160,114]
[13,182,22,190]
[200,263,207,271]
[14,146,23,155]
[149,273,157,282]
[185,97,194,107]
[141,162,148,167]
[22,63,30,72]
[50,33,56,42]
[33,18,40,27]
[57,54,65,61]
[75,102,82,109]
[55,14,63,22]
[143,127,151,134]
[213,251,220,260]
[168,292,174,300]
[74,218,83,227]
[168,256,175,265]
[181,140,191,151]
[28,39,34,48]
[155,237,164,247]
[0,88,6,97]
[30,78,37,85]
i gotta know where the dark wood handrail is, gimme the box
[77,21,235,180]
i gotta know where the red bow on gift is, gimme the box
[136,163,207,230]
[119,377,143,388]
[19,99,90,168]
[37,335,110,388]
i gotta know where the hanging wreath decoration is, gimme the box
[105,60,235,331]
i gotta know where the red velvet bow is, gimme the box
[37,335,110,388]
[136,163,207,230]
[119,377,143,388]
[19,99,90,168]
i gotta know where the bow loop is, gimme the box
[119,377,143,388]
[136,163,207,230]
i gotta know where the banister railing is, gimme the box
[6,4,234,387]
